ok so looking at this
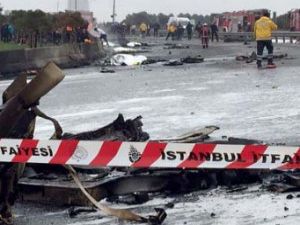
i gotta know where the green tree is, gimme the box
[157,13,169,26]
[53,11,86,30]
[276,13,289,30]
[0,14,5,26]
[177,13,192,19]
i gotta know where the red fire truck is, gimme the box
[289,9,300,31]
[214,9,267,32]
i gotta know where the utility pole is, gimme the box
[75,0,78,11]
[57,0,60,12]
[112,0,116,23]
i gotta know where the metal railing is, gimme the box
[219,31,300,43]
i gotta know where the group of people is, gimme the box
[166,22,195,41]
[165,21,219,48]
[2,10,278,69]
[0,23,15,43]
[163,11,278,69]
[139,23,161,37]
[0,22,90,47]
[166,22,187,41]
[195,22,220,48]
[198,11,278,68]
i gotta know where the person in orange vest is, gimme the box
[200,23,210,48]
[66,25,73,42]
[254,10,278,69]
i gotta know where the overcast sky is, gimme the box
[1,0,299,22]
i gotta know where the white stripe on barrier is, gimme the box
[27,140,61,164]
[248,146,299,169]
[0,139,23,162]
[152,143,194,168]
[108,142,148,167]
[199,144,245,169]
[66,141,103,166]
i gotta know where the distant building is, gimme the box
[68,0,89,12]
[4,10,12,16]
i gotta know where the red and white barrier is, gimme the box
[0,139,299,170]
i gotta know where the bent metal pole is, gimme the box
[0,62,65,138]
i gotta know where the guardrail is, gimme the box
[219,31,300,43]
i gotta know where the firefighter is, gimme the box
[166,23,177,41]
[254,11,278,69]
[177,23,184,40]
[66,25,73,42]
[243,22,252,45]
[153,23,160,37]
[201,23,210,48]
[210,22,219,42]
[186,22,193,40]
[139,22,147,38]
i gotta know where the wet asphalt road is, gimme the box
[1,37,300,224]
[31,39,300,144]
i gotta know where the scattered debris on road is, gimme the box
[236,51,289,63]
[164,43,190,49]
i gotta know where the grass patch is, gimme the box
[0,41,26,51]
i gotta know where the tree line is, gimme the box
[121,11,292,30]
[122,11,213,27]
[1,10,87,48]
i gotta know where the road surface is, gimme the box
[0,37,300,225]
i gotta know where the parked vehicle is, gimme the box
[289,9,300,31]
[167,17,195,29]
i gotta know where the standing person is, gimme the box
[195,22,202,38]
[243,21,252,45]
[186,22,193,40]
[94,27,109,46]
[237,21,243,32]
[201,23,210,48]
[254,11,278,69]
[139,22,147,38]
[153,23,160,37]
[147,24,151,36]
[1,23,8,42]
[166,23,176,41]
[130,25,137,35]
[177,23,184,40]
[210,22,219,42]
[7,24,14,42]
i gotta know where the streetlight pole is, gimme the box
[112,0,116,23]
[57,0,60,12]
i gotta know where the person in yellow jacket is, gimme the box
[254,11,278,69]
[139,23,147,38]
[166,23,177,41]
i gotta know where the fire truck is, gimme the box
[289,9,300,31]
[214,9,268,32]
